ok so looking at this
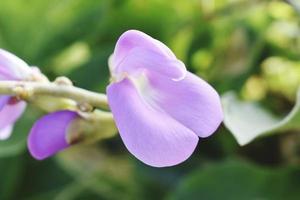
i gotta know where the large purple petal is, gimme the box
[112,30,176,68]
[114,47,186,81]
[0,100,26,130]
[148,72,223,138]
[107,79,199,167]
[0,49,31,80]
[28,110,78,160]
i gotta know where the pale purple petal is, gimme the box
[0,125,13,140]
[114,47,186,81]
[28,110,78,160]
[112,30,176,68]
[147,72,223,138]
[0,100,26,130]
[0,96,10,111]
[107,79,199,167]
[0,49,31,80]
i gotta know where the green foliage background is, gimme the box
[1,0,300,199]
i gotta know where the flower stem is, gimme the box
[0,81,108,109]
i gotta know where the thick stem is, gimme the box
[0,81,108,109]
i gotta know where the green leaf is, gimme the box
[169,160,300,200]
[222,89,300,145]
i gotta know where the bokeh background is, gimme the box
[1,0,300,199]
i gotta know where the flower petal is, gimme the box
[114,47,186,81]
[28,110,78,160]
[0,100,26,130]
[112,30,176,68]
[0,49,31,80]
[107,79,199,167]
[0,125,13,140]
[148,72,223,138]
[0,96,10,111]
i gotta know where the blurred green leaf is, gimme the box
[67,48,112,92]
[16,158,73,200]
[169,160,300,200]
[261,57,300,101]
[55,145,138,200]
[222,89,300,145]
[0,156,24,200]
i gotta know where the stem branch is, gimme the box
[0,81,108,109]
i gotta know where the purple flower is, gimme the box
[26,30,223,166]
[28,110,78,159]
[0,49,32,139]
[107,30,223,167]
